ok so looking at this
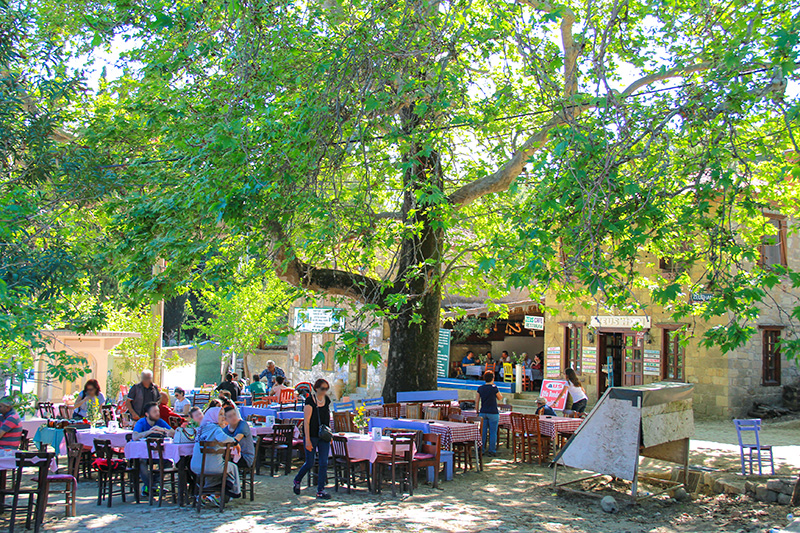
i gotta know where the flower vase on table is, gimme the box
[86,398,102,429]
[353,406,370,435]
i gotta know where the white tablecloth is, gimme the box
[0,451,58,472]
[76,429,132,450]
[124,439,194,464]
[337,432,415,463]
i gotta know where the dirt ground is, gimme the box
[35,418,799,533]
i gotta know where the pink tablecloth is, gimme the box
[0,451,58,472]
[124,439,194,464]
[19,418,47,435]
[538,416,582,439]
[339,433,416,463]
[76,429,132,450]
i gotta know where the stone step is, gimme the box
[510,398,540,407]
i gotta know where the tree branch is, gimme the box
[620,62,713,98]
[267,221,386,306]
[518,0,578,96]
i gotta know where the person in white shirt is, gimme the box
[552,368,588,413]
[173,387,191,415]
[271,376,290,397]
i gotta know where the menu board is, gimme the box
[546,346,561,378]
[643,349,661,376]
[437,329,451,378]
[582,346,597,374]
[294,307,345,333]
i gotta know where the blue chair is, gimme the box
[362,398,384,407]
[332,401,355,412]
[733,419,774,475]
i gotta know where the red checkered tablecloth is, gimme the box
[426,420,481,451]
[537,416,582,439]
[461,410,511,426]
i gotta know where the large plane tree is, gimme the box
[34,0,799,398]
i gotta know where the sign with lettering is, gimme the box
[690,293,714,303]
[589,315,652,329]
[643,349,661,376]
[582,346,597,374]
[294,308,345,333]
[546,346,561,378]
[437,329,451,378]
[524,315,544,330]
[540,379,568,410]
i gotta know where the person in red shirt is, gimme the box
[158,391,184,427]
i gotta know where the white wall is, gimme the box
[491,336,544,359]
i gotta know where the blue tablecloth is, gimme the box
[32,426,67,455]
[240,406,278,419]
[276,410,304,420]
[368,417,431,434]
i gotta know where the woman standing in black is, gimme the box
[293,378,332,499]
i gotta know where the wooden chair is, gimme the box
[361,398,384,408]
[120,411,133,429]
[374,433,415,497]
[47,443,82,517]
[278,389,297,411]
[252,401,272,409]
[9,451,53,533]
[405,403,423,420]
[423,407,440,420]
[382,402,400,418]
[36,402,55,419]
[92,439,131,507]
[145,438,179,507]
[237,436,261,501]
[58,405,74,419]
[331,435,371,493]
[192,393,211,407]
[19,429,29,451]
[63,427,92,480]
[333,412,355,433]
[453,417,481,472]
[510,412,526,462]
[432,401,451,420]
[412,433,441,488]
[448,413,466,423]
[522,414,549,464]
[332,400,356,412]
[269,424,295,476]
[194,441,235,513]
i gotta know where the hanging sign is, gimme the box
[436,329,452,379]
[590,315,652,329]
[540,379,568,410]
[690,293,714,303]
[294,308,345,333]
[546,347,561,378]
[582,346,597,374]
[524,315,544,330]
[643,349,661,376]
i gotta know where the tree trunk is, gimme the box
[380,104,443,401]
[382,287,442,402]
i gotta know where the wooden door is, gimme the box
[598,332,624,395]
[623,333,644,386]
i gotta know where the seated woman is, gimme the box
[72,379,105,419]
[191,407,242,506]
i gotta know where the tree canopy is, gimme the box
[6,0,800,397]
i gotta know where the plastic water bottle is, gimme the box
[788,514,794,522]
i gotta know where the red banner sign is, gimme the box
[540,379,568,410]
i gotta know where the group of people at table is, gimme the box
[0,356,591,507]
[460,350,544,383]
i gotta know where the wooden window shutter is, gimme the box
[322,333,336,372]
[299,333,313,370]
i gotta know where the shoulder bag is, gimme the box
[315,399,332,442]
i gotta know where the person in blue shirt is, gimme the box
[535,397,557,416]
[461,351,477,377]
[475,371,503,456]
[222,405,254,468]
[132,402,175,496]
[258,360,286,390]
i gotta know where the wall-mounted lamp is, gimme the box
[586,328,596,344]
[644,330,653,344]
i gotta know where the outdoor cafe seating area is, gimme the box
[0,385,586,531]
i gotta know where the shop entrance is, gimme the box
[598,331,644,396]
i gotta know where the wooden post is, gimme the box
[151,259,166,384]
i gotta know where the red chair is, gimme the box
[278,389,297,411]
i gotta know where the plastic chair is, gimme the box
[733,419,774,475]
[503,363,513,383]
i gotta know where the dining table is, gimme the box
[124,438,196,506]
[32,426,67,455]
[76,428,133,450]
[537,415,583,441]
[337,431,416,463]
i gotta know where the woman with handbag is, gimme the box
[292,378,332,499]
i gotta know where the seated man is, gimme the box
[133,401,176,497]
[0,397,22,450]
[535,397,556,417]
[158,391,185,425]
[222,405,254,468]
[248,375,267,396]
[216,373,240,402]
[461,351,476,377]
